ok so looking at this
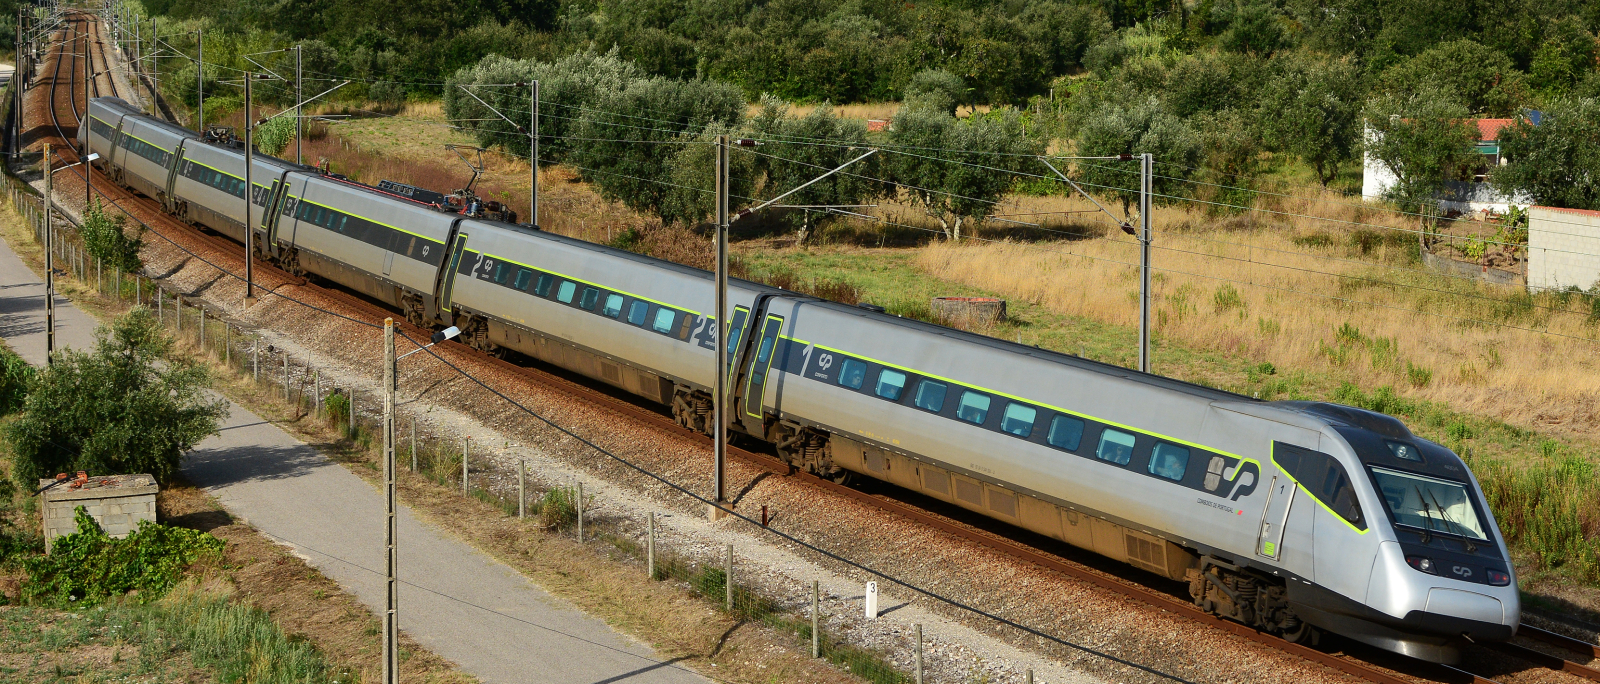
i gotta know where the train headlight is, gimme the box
[1405,555,1437,574]
[1486,569,1510,586]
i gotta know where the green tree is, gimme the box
[755,102,890,242]
[887,103,1042,241]
[904,69,969,116]
[1220,1,1290,57]
[1377,39,1528,116]
[79,200,143,273]
[446,50,642,167]
[1529,18,1599,96]
[0,344,30,416]
[7,309,227,485]
[1362,86,1479,231]
[571,76,746,224]
[1492,98,1600,210]
[1072,96,1202,217]
[1259,54,1363,186]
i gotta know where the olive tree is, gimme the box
[7,309,227,485]
[887,102,1042,241]
[1072,96,1201,218]
[1363,86,1479,228]
[1259,54,1363,186]
[1492,97,1600,211]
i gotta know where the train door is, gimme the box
[163,140,187,213]
[262,174,291,257]
[740,312,785,431]
[436,229,470,317]
[723,305,750,395]
[1256,473,1297,561]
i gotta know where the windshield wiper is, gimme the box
[1427,489,1478,552]
[1414,486,1436,544]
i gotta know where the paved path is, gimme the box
[0,230,706,683]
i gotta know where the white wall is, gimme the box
[1529,206,1600,292]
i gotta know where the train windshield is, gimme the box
[1369,466,1488,541]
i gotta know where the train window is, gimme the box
[534,274,554,297]
[875,369,906,400]
[628,301,650,326]
[603,294,624,318]
[1047,415,1084,450]
[1001,403,1036,437]
[652,308,676,333]
[1148,444,1189,481]
[1276,443,1367,530]
[557,281,577,304]
[493,263,514,285]
[837,359,867,389]
[580,288,599,310]
[1096,429,1136,466]
[956,391,990,424]
[513,269,533,291]
[913,380,947,412]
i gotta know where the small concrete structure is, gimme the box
[38,474,158,553]
[1528,206,1600,292]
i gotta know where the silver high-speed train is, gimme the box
[84,96,1519,662]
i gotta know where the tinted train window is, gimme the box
[603,294,623,318]
[1149,444,1189,481]
[957,391,990,424]
[493,263,513,285]
[557,281,577,304]
[513,269,533,291]
[1047,416,1084,450]
[1097,429,1136,465]
[652,308,676,333]
[914,380,947,412]
[534,274,554,296]
[875,369,906,400]
[628,301,649,326]
[580,288,599,310]
[1275,443,1365,528]
[1001,403,1036,437]
[838,359,867,389]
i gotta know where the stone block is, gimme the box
[38,474,159,554]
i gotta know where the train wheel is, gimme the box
[1281,618,1321,646]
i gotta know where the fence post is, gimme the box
[409,418,416,472]
[198,306,205,349]
[575,481,583,541]
[462,437,470,496]
[812,581,820,658]
[647,512,655,580]
[517,460,526,519]
[114,265,121,300]
[134,274,140,305]
[252,339,259,381]
[283,353,290,402]
[725,544,734,612]
[157,286,163,320]
[176,295,183,332]
[1026,669,1033,684]
[96,256,100,292]
[915,624,924,684]
[313,371,320,416]
[225,324,230,365]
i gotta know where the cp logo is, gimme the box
[817,353,834,370]
[1452,566,1473,578]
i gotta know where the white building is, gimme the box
[1528,206,1600,292]
[1363,118,1530,215]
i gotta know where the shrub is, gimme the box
[252,116,297,158]
[322,391,349,426]
[537,486,578,530]
[6,309,227,485]
[21,508,223,606]
[0,345,31,416]
[80,199,143,273]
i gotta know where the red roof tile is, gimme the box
[1477,118,1514,142]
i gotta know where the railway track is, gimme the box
[25,13,1600,684]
